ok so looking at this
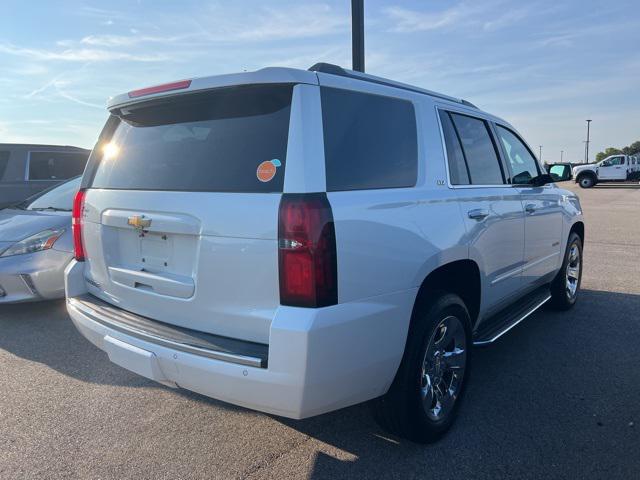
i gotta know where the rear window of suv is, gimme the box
[88,84,293,193]
[321,87,418,191]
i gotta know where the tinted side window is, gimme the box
[450,113,504,185]
[495,126,540,185]
[321,87,417,191]
[438,111,469,185]
[28,152,88,180]
[0,151,9,180]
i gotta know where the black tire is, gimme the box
[549,232,583,310]
[577,174,596,188]
[372,291,471,443]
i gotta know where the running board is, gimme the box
[473,287,551,346]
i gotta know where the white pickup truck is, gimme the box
[573,154,640,188]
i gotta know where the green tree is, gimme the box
[596,140,640,161]
[627,141,640,155]
[596,147,623,162]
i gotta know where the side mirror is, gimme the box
[532,173,554,187]
[549,166,572,182]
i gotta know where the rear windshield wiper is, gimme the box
[30,207,72,212]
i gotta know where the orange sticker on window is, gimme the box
[257,160,277,182]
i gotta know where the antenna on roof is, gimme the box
[351,0,365,72]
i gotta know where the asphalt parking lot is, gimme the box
[1,182,639,480]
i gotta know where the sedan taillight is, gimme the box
[72,189,87,261]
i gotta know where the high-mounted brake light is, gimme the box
[278,193,338,308]
[72,189,87,261]
[128,79,192,98]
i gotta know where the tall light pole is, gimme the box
[539,145,543,162]
[351,0,365,72]
[585,119,592,163]
[561,150,564,162]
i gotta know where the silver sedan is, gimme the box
[0,176,80,303]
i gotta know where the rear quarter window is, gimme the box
[88,84,293,193]
[320,87,418,191]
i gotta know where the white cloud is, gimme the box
[534,19,638,48]
[79,33,193,47]
[188,4,350,42]
[384,5,465,32]
[226,4,349,41]
[483,7,532,31]
[55,89,104,109]
[384,2,539,34]
[0,42,170,62]
[384,3,492,32]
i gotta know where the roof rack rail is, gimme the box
[308,62,477,109]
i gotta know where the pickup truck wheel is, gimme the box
[372,292,471,443]
[549,232,582,310]
[578,175,596,188]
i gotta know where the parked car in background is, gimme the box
[0,144,89,209]
[0,176,80,303]
[65,64,584,443]
[573,154,638,187]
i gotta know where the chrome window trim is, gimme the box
[434,105,511,189]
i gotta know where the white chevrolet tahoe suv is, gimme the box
[65,63,585,443]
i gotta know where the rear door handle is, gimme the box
[525,203,536,214]
[468,209,489,220]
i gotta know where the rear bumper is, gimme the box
[65,260,416,419]
[0,249,72,303]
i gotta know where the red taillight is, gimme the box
[278,193,338,308]
[128,80,192,98]
[72,189,87,261]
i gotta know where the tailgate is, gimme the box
[79,84,295,344]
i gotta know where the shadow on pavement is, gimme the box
[0,299,166,388]
[275,289,640,479]
[1,290,639,479]
[0,299,251,414]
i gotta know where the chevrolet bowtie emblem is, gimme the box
[128,215,151,230]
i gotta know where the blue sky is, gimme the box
[1,0,639,162]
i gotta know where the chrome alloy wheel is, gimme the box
[566,243,581,300]
[420,315,467,421]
